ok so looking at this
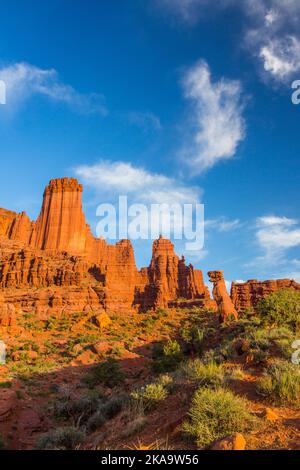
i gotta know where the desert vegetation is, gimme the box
[0,288,299,450]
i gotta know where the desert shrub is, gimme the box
[118,397,148,438]
[181,323,205,355]
[256,289,300,331]
[274,338,293,359]
[35,427,85,450]
[183,388,257,448]
[228,366,246,381]
[202,348,225,364]
[100,395,128,419]
[84,358,125,388]
[121,415,147,438]
[87,410,106,431]
[257,361,300,405]
[131,383,168,411]
[152,340,183,373]
[181,359,225,388]
[156,308,168,318]
[223,322,295,363]
[87,394,128,431]
[53,391,101,424]
[157,373,173,389]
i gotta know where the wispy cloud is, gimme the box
[259,36,300,80]
[256,216,300,254]
[246,215,300,270]
[0,62,107,115]
[181,60,245,173]
[74,160,202,205]
[206,217,242,232]
[156,0,300,83]
[126,111,162,132]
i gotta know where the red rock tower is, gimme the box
[34,178,88,254]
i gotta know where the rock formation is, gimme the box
[0,178,215,317]
[208,270,238,321]
[135,236,213,310]
[231,279,300,312]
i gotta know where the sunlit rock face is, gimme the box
[0,178,214,315]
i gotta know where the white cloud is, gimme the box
[259,36,300,80]
[74,160,206,257]
[250,216,300,269]
[257,216,298,227]
[74,160,201,205]
[181,60,245,173]
[157,0,300,83]
[265,9,278,26]
[0,62,107,115]
[206,217,241,232]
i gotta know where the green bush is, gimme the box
[257,361,300,405]
[256,289,300,331]
[183,387,257,448]
[131,383,168,411]
[35,427,85,450]
[152,340,183,373]
[181,323,205,354]
[181,360,225,388]
[84,358,125,388]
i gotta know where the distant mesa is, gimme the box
[0,177,299,320]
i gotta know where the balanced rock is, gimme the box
[208,271,238,322]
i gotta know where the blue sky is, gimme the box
[1,0,300,287]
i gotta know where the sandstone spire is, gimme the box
[34,178,88,254]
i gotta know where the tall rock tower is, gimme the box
[34,178,88,254]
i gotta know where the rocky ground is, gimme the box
[0,306,299,451]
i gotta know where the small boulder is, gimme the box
[211,433,246,450]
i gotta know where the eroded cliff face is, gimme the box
[0,178,214,316]
[231,279,300,312]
